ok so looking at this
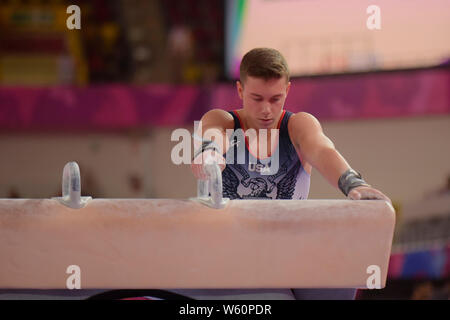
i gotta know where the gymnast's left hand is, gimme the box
[347,185,392,205]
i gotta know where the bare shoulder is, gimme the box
[201,109,235,130]
[288,112,324,140]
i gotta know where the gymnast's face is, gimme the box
[237,76,290,129]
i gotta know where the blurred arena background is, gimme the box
[0,0,449,299]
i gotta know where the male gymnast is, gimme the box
[188,47,392,300]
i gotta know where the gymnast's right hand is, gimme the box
[191,149,226,180]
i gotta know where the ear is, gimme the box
[286,81,291,96]
[236,81,244,100]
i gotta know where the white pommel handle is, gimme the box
[52,162,92,209]
[196,159,229,209]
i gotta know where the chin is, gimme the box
[258,120,275,129]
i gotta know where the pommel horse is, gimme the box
[0,162,395,291]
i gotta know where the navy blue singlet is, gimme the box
[222,109,310,200]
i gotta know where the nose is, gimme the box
[261,103,271,117]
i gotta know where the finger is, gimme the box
[359,190,390,202]
[359,191,381,199]
[347,189,361,200]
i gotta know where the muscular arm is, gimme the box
[193,109,234,155]
[288,112,352,190]
[191,109,234,180]
[289,112,392,203]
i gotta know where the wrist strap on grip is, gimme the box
[338,169,370,196]
[192,140,220,162]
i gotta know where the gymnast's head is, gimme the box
[237,47,291,129]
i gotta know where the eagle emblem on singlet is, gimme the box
[222,160,302,200]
